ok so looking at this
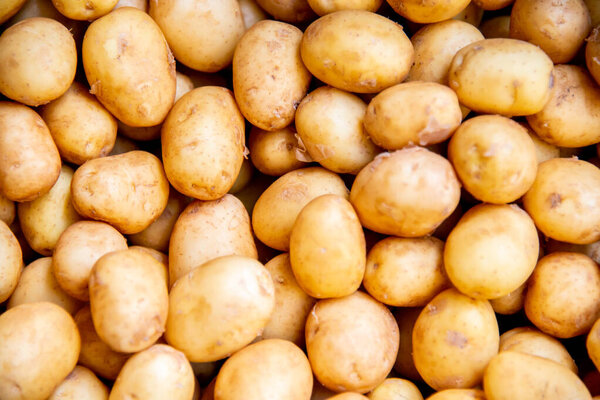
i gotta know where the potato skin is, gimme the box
[489,283,526,315]
[307,0,382,15]
[52,0,118,20]
[480,16,511,38]
[473,0,513,10]
[427,389,486,400]
[587,28,600,87]
[367,378,423,400]
[386,0,471,23]
[587,318,600,372]
[0,193,15,226]
[49,366,108,400]
[393,308,422,381]
[0,0,26,23]
[239,0,268,29]
[255,0,315,23]
[248,126,307,176]
[0,220,21,303]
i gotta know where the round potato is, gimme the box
[0,220,22,303]
[473,0,513,9]
[248,126,307,176]
[82,7,176,127]
[480,16,511,38]
[49,366,108,400]
[393,308,422,381]
[239,0,268,29]
[427,389,486,400]
[386,0,471,23]
[233,20,311,131]
[489,282,526,315]
[588,318,600,372]
[306,291,399,393]
[0,0,26,23]
[451,2,484,27]
[448,38,554,116]
[368,378,423,400]
[327,394,368,400]
[51,0,117,20]
[0,193,15,226]
[587,28,600,86]
[0,302,80,400]
[301,10,413,93]
[307,0,382,14]
[255,0,315,22]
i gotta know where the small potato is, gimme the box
[89,249,169,353]
[301,10,413,93]
[350,147,461,237]
[367,378,423,400]
[228,159,254,194]
[71,151,170,234]
[166,255,275,362]
[451,2,483,27]
[239,0,268,29]
[18,165,81,255]
[327,394,368,400]
[489,282,526,315]
[0,220,22,303]
[588,319,600,372]
[306,291,399,393]
[248,126,307,176]
[255,0,315,22]
[52,0,117,20]
[448,38,554,116]
[168,195,257,287]
[307,0,382,15]
[587,28,600,86]
[0,0,26,23]
[0,193,15,225]
[427,389,486,400]
[394,308,422,381]
[412,288,499,390]
[523,124,559,164]
[113,0,147,10]
[522,158,600,244]
[215,339,313,400]
[49,366,108,400]
[0,302,80,400]
[233,20,311,131]
[386,0,471,23]
[480,16,511,38]
[525,252,600,338]
[175,72,194,102]
[82,7,176,127]
[110,345,195,400]
[109,135,139,155]
[162,86,245,200]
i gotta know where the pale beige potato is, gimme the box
[255,0,315,22]
[162,86,245,200]
[89,249,169,353]
[307,0,382,15]
[228,159,254,194]
[0,302,80,400]
[113,0,147,11]
[587,28,600,87]
[0,193,15,226]
[110,345,195,400]
[0,102,61,202]
[214,339,312,400]
[588,318,600,372]
[327,394,368,400]
[473,0,513,10]
[525,252,600,338]
[0,220,21,303]
[393,308,422,381]
[49,366,109,400]
[523,158,600,244]
[480,16,510,38]
[451,2,483,26]
[239,0,268,29]
[427,389,486,400]
[413,288,499,390]
[18,165,81,255]
[109,135,139,155]
[522,124,560,163]
[168,195,257,287]
[233,20,311,131]
[364,236,449,307]
[448,38,554,116]
[248,126,307,176]
[253,167,349,251]
[82,7,176,127]
[547,239,600,265]
[166,255,275,362]
[0,0,26,23]
[489,282,526,315]
[483,352,591,400]
[350,147,461,237]
[128,246,169,287]
[71,150,169,234]
[116,121,162,141]
[386,0,471,23]
[306,291,399,393]
[52,0,118,20]
[301,11,413,93]
[175,71,194,101]
[368,378,423,400]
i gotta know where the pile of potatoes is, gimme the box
[2,0,600,399]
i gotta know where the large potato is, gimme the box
[49,366,108,400]
[307,0,382,14]
[386,0,471,23]
[82,7,176,127]
[0,220,21,303]
[255,0,315,23]
[301,10,413,93]
[233,20,311,131]
[248,126,307,176]
[368,378,423,400]
[71,151,169,234]
[0,302,80,400]
[0,0,25,23]
[51,0,117,20]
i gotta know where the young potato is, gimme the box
[472,0,513,9]
[0,0,25,23]
[386,0,471,23]
[0,193,15,226]
[109,135,139,156]
[0,302,80,400]
[82,7,176,127]
[255,0,315,22]
[175,71,194,101]
[162,86,245,200]
[113,0,147,10]
[306,291,399,393]
[166,255,275,362]
[52,0,117,20]
[427,389,486,400]
[451,2,483,27]
[233,20,311,131]
[364,237,449,307]
[394,308,422,382]
[480,16,511,38]
[71,150,169,234]
[483,352,591,400]
[168,195,257,287]
[128,246,169,287]
[523,124,560,163]
[301,10,413,93]
[367,378,423,400]
[489,282,526,315]
[89,249,169,353]
[0,220,22,303]
[327,395,368,400]
[588,319,600,372]
[412,288,499,391]
[215,339,313,400]
[523,158,600,244]
[350,147,461,237]
[49,366,109,400]
[228,159,254,194]
[587,28,600,86]
[307,0,382,14]
[253,167,349,251]
[295,86,380,174]
[248,126,307,176]
[110,345,195,400]
[525,252,600,338]
[239,0,268,29]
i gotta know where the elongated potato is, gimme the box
[0,220,22,303]
[49,366,108,400]
[255,0,315,23]
[248,126,307,176]
[387,0,471,23]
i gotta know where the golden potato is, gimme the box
[51,0,117,20]
[6,0,84,42]
[489,282,526,315]
[255,0,315,22]
[228,159,254,194]
[113,0,146,10]
[473,0,513,9]
[49,366,108,400]
[522,124,560,164]
[587,28,600,87]
[427,389,486,400]
[588,318,600,372]
[0,220,21,303]
[307,0,382,14]
[0,0,26,23]
[239,0,268,29]
[0,193,15,226]
[393,308,422,381]
[248,126,307,176]
[367,378,423,400]
[451,2,483,27]
[386,0,471,23]
[109,135,138,156]
[82,7,176,127]
[175,71,194,102]
[327,394,368,400]
[128,246,169,288]
[480,16,511,38]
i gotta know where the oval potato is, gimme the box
[0,0,26,23]
[52,0,118,20]
[386,0,471,23]
[49,366,108,400]
[248,126,307,176]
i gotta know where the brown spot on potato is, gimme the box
[549,193,562,208]
[446,330,468,348]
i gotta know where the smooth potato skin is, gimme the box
[52,0,118,20]
[239,0,268,29]
[307,0,382,14]
[489,283,526,315]
[255,0,315,23]
[587,28,600,87]
[387,0,471,23]
[367,378,423,400]
[0,193,15,225]
[0,220,21,303]
[0,0,26,23]
[248,126,307,176]
[49,366,108,400]
[426,389,486,400]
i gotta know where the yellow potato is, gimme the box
[522,124,559,164]
[175,71,195,102]
[228,159,254,194]
[451,2,483,27]
[233,20,311,131]
[248,126,307,176]
[367,378,423,400]
[0,220,21,303]
[587,318,600,372]
[480,16,511,38]
[587,28,600,87]
[327,394,368,400]
[426,389,486,400]
[307,0,382,14]
[109,135,139,155]
[489,282,526,315]
[0,302,80,400]
[113,0,146,10]
[301,10,413,93]
[51,0,117,20]
[128,246,169,288]
[473,0,513,9]
[49,366,109,400]
[116,120,162,142]
[239,0,268,29]
[0,0,26,23]
[393,308,422,381]
[255,0,315,22]
[6,0,84,42]
[82,7,176,127]
[386,0,471,23]
[0,193,15,226]
[215,339,313,400]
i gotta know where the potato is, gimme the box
[367,378,423,400]
[248,126,307,176]
[413,288,499,390]
[525,252,600,338]
[306,291,399,393]
[82,7,176,127]
[49,366,108,400]
[483,352,591,400]
[327,395,368,400]
[239,0,268,29]
[51,0,117,20]
[0,220,21,303]
[480,16,511,38]
[587,28,600,86]
[510,0,591,64]
[0,0,26,23]
[588,318,600,372]
[0,302,80,400]
[162,86,245,200]
[255,0,315,22]
[301,10,413,93]
[215,339,312,400]
[0,193,15,226]
[110,345,195,400]
[393,308,422,381]
[0,102,61,202]
[228,159,254,194]
[307,0,382,14]
[233,20,311,131]
[523,158,600,244]
[523,124,560,164]
[472,0,513,9]
[89,249,169,353]
[113,0,147,10]
[489,282,526,315]
[350,147,461,237]
[109,135,138,156]
[427,389,486,400]
[448,38,554,116]
[71,150,169,234]
[175,71,194,101]
[128,246,169,287]
[451,2,483,27]
[168,195,257,287]
[386,0,471,23]
[448,115,537,203]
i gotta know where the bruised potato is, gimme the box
[248,126,307,176]
[49,366,108,400]
[386,0,471,23]
[0,220,21,303]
